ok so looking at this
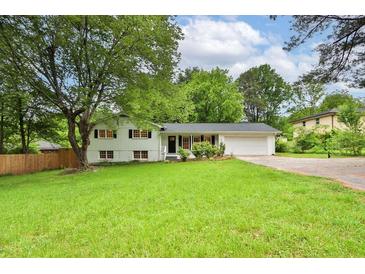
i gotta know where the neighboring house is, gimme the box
[36,140,62,153]
[87,116,280,163]
[291,108,365,132]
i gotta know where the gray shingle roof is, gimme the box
[37,140,61,151]
[291,107,365,123]
[290,108,338,123]
[161,123,280,133]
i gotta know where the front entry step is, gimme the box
[165,155,179,161]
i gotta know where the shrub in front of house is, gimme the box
[191,143,204,159]
[204,143,219,159]
[218,142,226,156]
[191,141,220,159]
[177,147,190,161]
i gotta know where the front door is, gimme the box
[168,136,176,153]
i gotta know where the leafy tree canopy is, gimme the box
[337,100,364,133]
[292,79,325,110]
[180,67,243,123]
[236,64,292,126]
[319,91,357,111]
[176,67,202,84]
[0,15,182,167]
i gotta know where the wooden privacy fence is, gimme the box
[0,149,79,175]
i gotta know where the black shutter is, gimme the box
[113,130,117,139]
[129,129,132,138]
[201,135,204,142]
[178,135,182,147]
[148,131,152,138]
[212,135,215,145]
[94,129,98,138]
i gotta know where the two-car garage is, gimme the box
[221,135,275,156]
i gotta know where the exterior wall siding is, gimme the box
[293,114,365,134]
[87,118,161,163]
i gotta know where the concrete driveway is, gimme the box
[238,156,365,191]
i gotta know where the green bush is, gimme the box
[218,142,226,156]
[177,147,190,161]
[294,128,319,153]
[191,143,204,159]
[335,130,365,156]
[275,138,288,152]
[191,141,219,159]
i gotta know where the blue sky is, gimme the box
[176,15,365,98]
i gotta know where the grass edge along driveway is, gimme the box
[0,159,364,257]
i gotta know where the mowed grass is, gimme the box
[0,159,364,257]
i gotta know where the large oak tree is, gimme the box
[0,16,182,168]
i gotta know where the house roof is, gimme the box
[36,140,61,151]
[161,123,280,133]
[291,107,365,123]
[291,108,338,123]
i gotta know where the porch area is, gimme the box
[161,134,219,160]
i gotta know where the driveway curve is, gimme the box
[238,156,365,191]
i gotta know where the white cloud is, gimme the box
[326,82,365,98]
[178,17,318,83]
[179,18,267,67]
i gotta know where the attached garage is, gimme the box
[161,122,280,157]
[224,136,275,155]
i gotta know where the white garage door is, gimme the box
[224,136,268,155]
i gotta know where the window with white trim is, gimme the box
[182,136,190,149]
[193,136,201,143]
[98,129,114,139]
[99,129,106,138]
[99,150,113,159]
[106,130,113,138]
[133,150,148,160]
[133,129,148,139]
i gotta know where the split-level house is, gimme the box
[87,115,280,163]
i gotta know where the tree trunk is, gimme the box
[66,114,91,170]
[17,97,27,154]
[0,101,4,154]
[25,119,31,154]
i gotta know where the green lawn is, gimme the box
[276,152,360,158]
[0,159,364,257]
